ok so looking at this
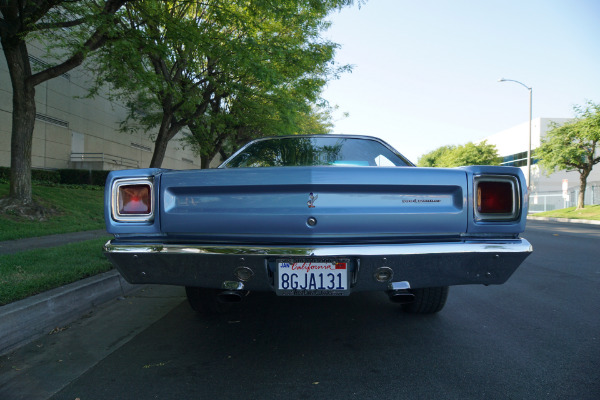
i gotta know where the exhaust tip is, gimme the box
[217,290,244,303]
[387,290,415,304]
[374,267,394,282]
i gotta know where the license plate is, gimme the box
[276,259,349,296]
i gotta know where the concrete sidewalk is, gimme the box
[527,215,600,225]
[0,229,108,255]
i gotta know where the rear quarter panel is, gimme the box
[460,165,528,234]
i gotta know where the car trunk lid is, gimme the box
[159,167,467,244]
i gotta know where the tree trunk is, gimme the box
[200,156,211,169]
[149,99,211,168]
[201,142,223,169]
[2,36,36,205]
[150,130,171,168]
[149,113,184,168]
[577,169,590,210]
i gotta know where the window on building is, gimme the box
[501,150,538,167]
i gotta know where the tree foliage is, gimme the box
[186,98,336,168]
[417,141,500,167]
[536,101,600,209]
[0,0,129,211]
[89,0,356,168]
[417,145,455,167]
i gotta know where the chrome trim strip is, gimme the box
[104,239,532,256]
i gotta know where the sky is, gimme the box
[321,0,600,163]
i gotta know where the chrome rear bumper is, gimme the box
[104,239,532,291]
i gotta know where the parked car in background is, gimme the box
[104,135,532,314]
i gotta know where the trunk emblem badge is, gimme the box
[307,192,318,208]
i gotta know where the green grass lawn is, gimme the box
[0,183,105,241]
[0,238,113,305]
[530,204,600,220]
[0,183,111,305]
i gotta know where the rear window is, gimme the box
[222,136,410,168]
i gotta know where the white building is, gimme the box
[482,118,600,211]
[1,42,202,173]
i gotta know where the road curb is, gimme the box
[527,216,600,225]
[0,269,141,356]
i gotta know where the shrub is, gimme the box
[0,167,9,180]
[33,169,60,184]
[58,169,109,186]
[0,167,108,186]
[0,167,60,184]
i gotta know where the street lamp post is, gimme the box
[498,78,533,191]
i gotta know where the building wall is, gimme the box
[1,42,201,172]
[482,118,600,211]
[482,118,570,157]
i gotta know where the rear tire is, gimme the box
[185,287,233,314]
[401,286,449,314]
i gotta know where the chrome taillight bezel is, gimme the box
[111,177,155,222]
[473,175,520,222]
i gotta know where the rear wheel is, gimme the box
[185,287,233,314]
[402,286,449,314]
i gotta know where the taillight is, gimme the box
[112,178,154,222]
[474,176,519,221]
[477,181,513,213]
[119,185,151,214]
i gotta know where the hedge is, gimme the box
[57,169,110,186]
[0,167,109,186]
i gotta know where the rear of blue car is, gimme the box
[103,135,532,314]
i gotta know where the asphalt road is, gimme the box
[3,220,599,399]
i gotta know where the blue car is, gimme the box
[104,135,532,314]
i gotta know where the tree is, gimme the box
[185,88,337,168]
[295,104,336,137]
[536,101,600,209]
[0,0,129,213]
[90,0,355,169]
[417,145,455,167]
[417,141,500,167]
[87,1,219,169]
